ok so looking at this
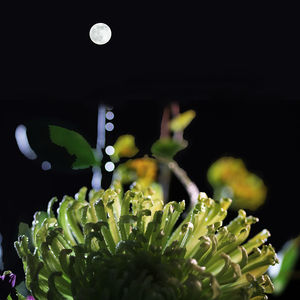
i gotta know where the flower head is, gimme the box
[15,183,277,299]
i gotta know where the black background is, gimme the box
[1,2,300,299]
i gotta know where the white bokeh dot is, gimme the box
[106,111,114,120]
[105,161,115,172]
[105,122,114,131]
[41,161,51,171]
[105,145,115,155]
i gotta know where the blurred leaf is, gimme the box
[111,135,139,162]
[270,238,299,295]
[169,110,196,132]
[49,125,98,169]
[151,138,187,159]
[26,122,77,171]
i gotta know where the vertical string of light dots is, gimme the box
[91,104,115,190]
[104,108,115,173]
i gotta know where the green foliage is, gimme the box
[271,238,299,295]
[49,125,98,169]
[169,110,196,132]
[151,138,187,159]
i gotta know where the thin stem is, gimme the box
[0,233,3,270]
[158,103,201,206]
[160,106,170,138]
[169,103,200,207]
[159,164,171,203]
[167,160,200,207]
[171,102,183,141]
[159,106,171,202]
[92,104,106,190]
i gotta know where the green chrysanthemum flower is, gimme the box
[15,182,278,300]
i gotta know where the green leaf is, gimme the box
[169,110,196,132]
[49,125,98,169]
[151,138,187,159]
[15,281,30,298]
[270,238,299,294]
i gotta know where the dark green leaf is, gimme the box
[49,125,98,169]
[26,121,76,171]
[151,138,187,159]
[15,281,29,298]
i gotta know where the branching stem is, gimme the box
[159,158,200,207]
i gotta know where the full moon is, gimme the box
[89,23,112,45]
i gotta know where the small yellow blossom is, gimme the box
[127,157,157,187]
[207,157,267,210]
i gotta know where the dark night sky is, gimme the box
[0,2,299,100]
[1,3,300,299]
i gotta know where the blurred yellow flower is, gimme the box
[127,157,157,187]
[207,157,267,210]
